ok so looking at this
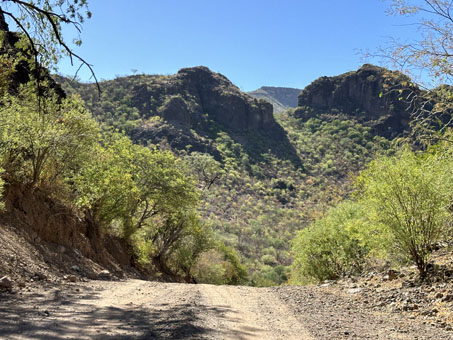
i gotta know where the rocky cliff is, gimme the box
[294,64,422,138]
[171,67,276,131]
[67,66,277,132]
[58,66,300,165]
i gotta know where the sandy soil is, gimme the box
[1,279,452,340]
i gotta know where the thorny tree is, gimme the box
[384,0,452,83]
[376,1,453,142]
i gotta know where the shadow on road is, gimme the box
[0,282,257,340]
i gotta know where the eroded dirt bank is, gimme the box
[0,280,451,339]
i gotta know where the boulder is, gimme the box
[97,270,111,280]
[0,276,13,289]
[67,275,77,283]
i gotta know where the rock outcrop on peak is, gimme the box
[294,64,421,139]
[59,66,280,133]
[172,66,276,131]
[58,66,301,166]
[65,66,278,133]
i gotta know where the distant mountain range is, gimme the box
[247,86,301,113]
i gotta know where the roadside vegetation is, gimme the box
[291,142,453,283]
[0,60,245,286]
[291,0,453,285]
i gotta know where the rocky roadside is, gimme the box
[274,283,453,339]
[0,220,149,293]
[273,247,453,339]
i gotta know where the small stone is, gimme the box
[86,272,97,280]
[71,265,81,272]
[347,288,362,294]
[0,276,13,289]
[34,272,47,281]
[402,281,414,288]
[57,245,66,253]
[387,270,398,281]
[435,292,444,299]
[97,270,111,280]
[443,294,453,302]
[67,275,77,282]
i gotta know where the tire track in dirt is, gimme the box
[0,280,315,339]
[196,284,314,340]
[4,279,449,340]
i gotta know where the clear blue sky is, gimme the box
[57,0,416,91]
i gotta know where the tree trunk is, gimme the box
[85,209,101,254]
[0,9,10,32]
[152,254,196,283]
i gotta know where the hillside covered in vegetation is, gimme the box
[0,1,449,287]
[56,64,424,285]
[2,0,453,338]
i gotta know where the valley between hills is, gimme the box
[1,61,453,339]
[54,64,408,286]
[1,4,453,337]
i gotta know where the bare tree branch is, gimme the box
[0,1,100,95]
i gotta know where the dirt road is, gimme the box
[0,280,451,339]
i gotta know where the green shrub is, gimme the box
[261,254,277,265]
[356,146,453,278]
[0,85,99,187]
[252,264,289,287]
[290,201,373,283]
[191,243,248,285]
[161,212,213,281]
